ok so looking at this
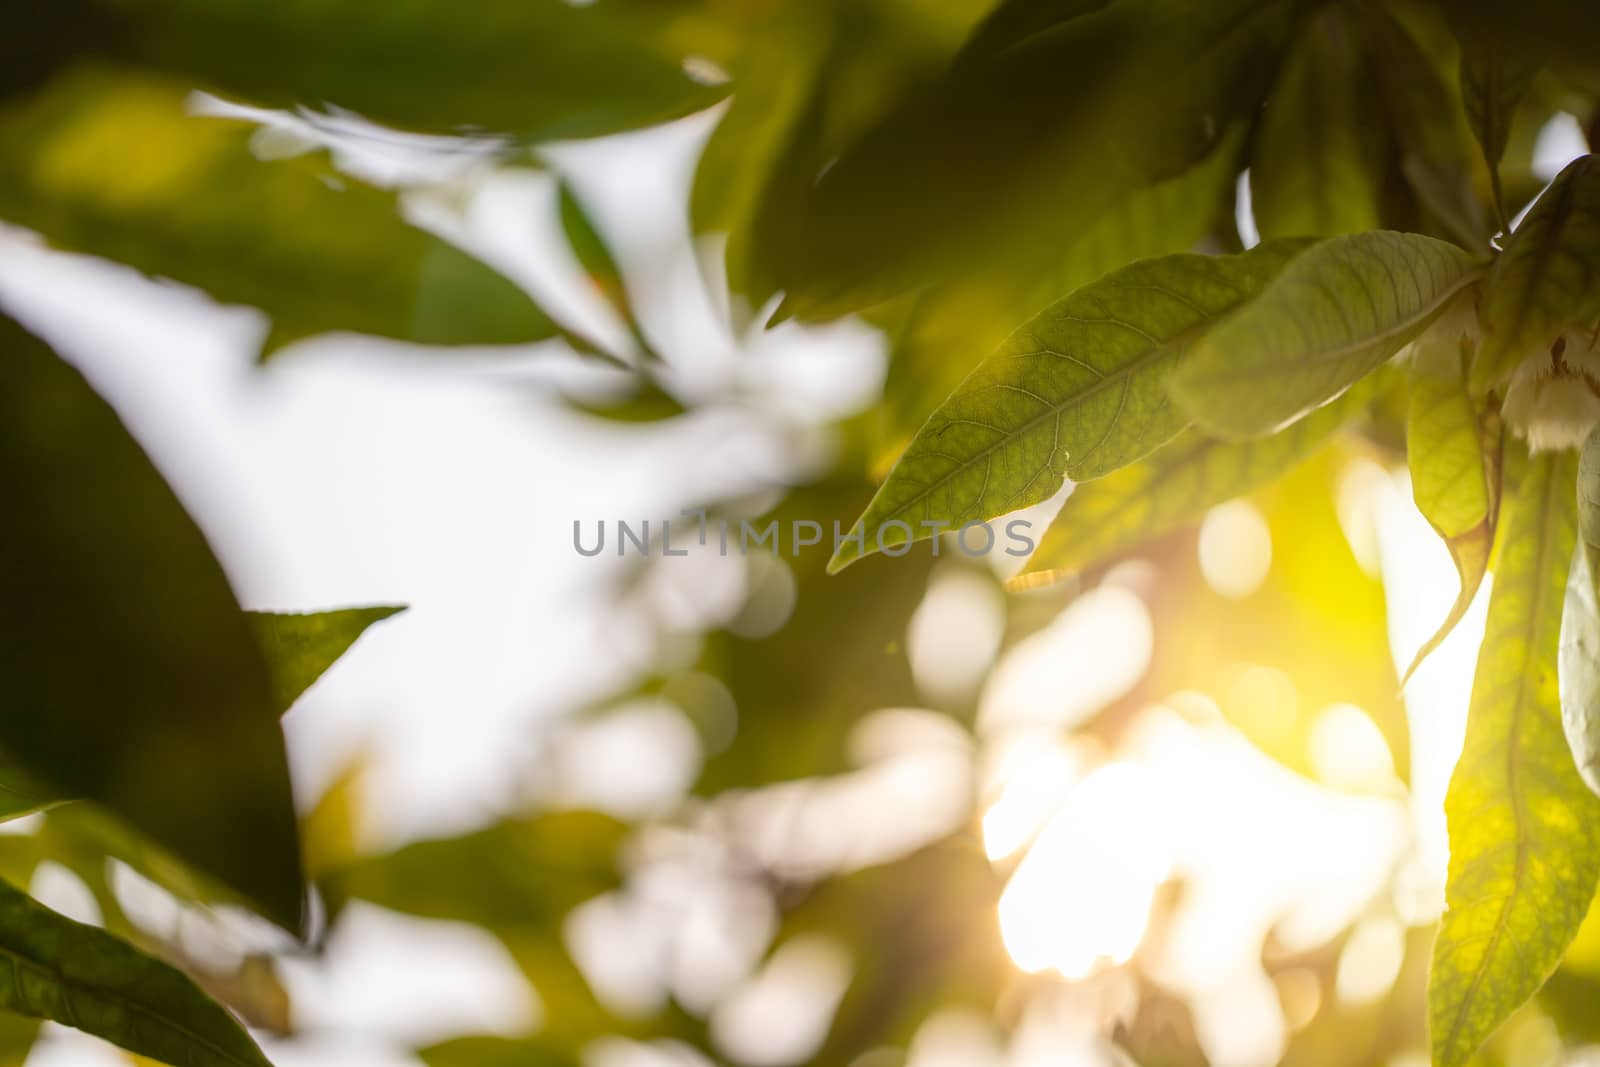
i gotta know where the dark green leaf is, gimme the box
[1473,154,1600,390]
[1460,37,1540,227]
[832,241,1311,572]
[83,0,722,141]
[1431,448,1600,1067]
[557,180,656,362]
[1014,370,1385,586]
[249,606,405,715]
[1169,231,1481,437]
[0,312,304,932]
[0,876,273,1067]
[756,0,1296,318]
[0,68,557,356]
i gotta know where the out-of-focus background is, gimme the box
[5,3,1600,1066]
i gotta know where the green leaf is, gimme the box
[84,0,723,142]
[420,1035,575,1067]
[1249,5,1385,240]
[0,312,304,933]
[830,241,1311,572]
[0,67,557,356]
[1459,37,1540,228]
[0,876,273,1067]
[1403,312,1505,681]
[1169,231,1481,437]
[1472,154,1600,390]
[1431,447,1600,1067]
[1013,370,1385,586]
[557,180,656,363]
[1560,429,1600,797]
[248,606,406,715]
[758,0,1296,318]
[872,122,1244,473]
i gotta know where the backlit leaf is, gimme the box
[830,241,1311,572]
[0,68,557,356]
[249,606,406,715]
[0,312,304,933]
[1169,231,1481,436]
[1431,448,1600,1067]
[1013,371,1386,587]
[1403,309,1504,681]
[1249,5,1385,239]
[0,876,273,1067]
[1473,154,1600,390]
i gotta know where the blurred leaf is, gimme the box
[1460,38,1540,226]
[1169,231,1480,437]
[832,241,1311,572]
[557,180,656,363]
[693,0,990,309]
[321,811,625,930]
[1403,320,1504,680]
[0,312,304,932]
[757,0,1297,318]
[0,68,557,356]
[419,1035,575,1067]
[0,1011,39,1067]
[1015,371,1385,586]
[1431,447,1600,1067]
[1473,154,1600,389]
[0,876,273,1067]
[780,838,1010,1065]
[1249,5,1385,239]
[78,0,722,141]
[872,124,1244,474]
[248,606,405,715]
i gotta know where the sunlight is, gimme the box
[998,763,1171,979]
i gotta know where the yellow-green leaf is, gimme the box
[1459,37,1540,228]
[0,877,273,1067]
[1013,370,1384,587]
[249,606,406,715]
[829,241,1311,573]
[1472,154,1600,390]
[1431,447,1600,1067]
[1169,231,1481,437]
[1404,309,1504,681]
[0,67,557,355]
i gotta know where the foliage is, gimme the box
[5,2,1600,1067]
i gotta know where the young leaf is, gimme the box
[1249,5,1385,239]
[0,312,305,933]
[1403,319,1504,681]
[1459,38,1540,228]
[1559,428,1600,797]
[249,607,406,715]
[0,876,274,1067]
[1012,370,1385,587]
[0,68,557,356]
[1168,231,1481,436]
[1431,448,1600,1067]
[828,241,1312,573]
[1473,155,1600,389]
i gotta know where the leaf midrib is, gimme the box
[1440,458,1560,1064]
[0,939,260,1067]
